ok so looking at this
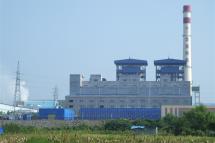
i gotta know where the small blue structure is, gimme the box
[0,128,4,135]
[23,114,32,120]
[80,108,161,120]
[39,108,75,120]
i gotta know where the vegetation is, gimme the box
[0,131,215,143]
[0,105,214,142]
[159,105,215,136]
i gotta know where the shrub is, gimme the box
[104,119,131,131]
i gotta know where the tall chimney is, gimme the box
[183,5,192,83]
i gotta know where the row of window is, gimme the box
[69,99,189,104]
[69,104,159,109]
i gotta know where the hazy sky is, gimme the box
[0,0,214,104]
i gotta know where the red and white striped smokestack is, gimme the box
[183,5,192,83]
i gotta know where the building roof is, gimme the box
[114,58,148,65]
[154,58,186,65]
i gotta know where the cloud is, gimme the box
[20,81,29,102]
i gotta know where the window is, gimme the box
[120,100,124,103]
[80,105,85,108]
[69,105,73,108]
[88,105,94,108]
[170,108,173,114]
[79,100,84,103]
[100,105,104,108]
[109,100,114,103]
[118,66,122,70]
[140,66,145,70]
[130,100,136,103]
[100,100,105,103]
[120,105,125,108]
[110,105,115,108]
[165,108,168,115]
[69,100,73,103]
[175,108,177,116]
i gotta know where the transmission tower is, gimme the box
[53,86,58,108]
[14,61,21,109]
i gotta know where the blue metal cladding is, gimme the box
[117,66,145,74]
[39,108,74,120]
[159,66,184,74]
[0,128,4,135]
[154,58,186,65]
[80,108,161,120]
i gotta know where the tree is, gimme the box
[183,105,211,131]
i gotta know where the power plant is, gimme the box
[61,5,196,120]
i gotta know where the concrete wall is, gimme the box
[68,74,192,117]
[161,105,215,117]
[70,79,190,97]
[65,95,192,116]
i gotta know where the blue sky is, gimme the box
[0,0,214,104]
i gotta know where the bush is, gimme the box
[2,123,36,133]
[104,119,131,131]
[132,119,159,128]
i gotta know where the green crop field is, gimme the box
[0,131,215,143]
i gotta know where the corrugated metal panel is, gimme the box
[80,108,161,120]
[117,66,144,74]
[114,59,148,65]
[39,108,74,120]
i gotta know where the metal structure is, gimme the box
[192,86,200,105]
[14,61,22,110]
[80,108,160,120]
[183,5,192,83]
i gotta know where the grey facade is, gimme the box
[64,59,192,116]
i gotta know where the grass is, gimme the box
[0,131,215,143]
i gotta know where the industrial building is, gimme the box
[62,5,197,120]
[0,103,37,113]
[38,108,75,120]
[161,105,215,117]
[64,58,192,119]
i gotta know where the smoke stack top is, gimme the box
[183,5,191,12]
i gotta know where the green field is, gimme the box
[0,131,215,143]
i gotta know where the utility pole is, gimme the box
[14,61,21,116]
